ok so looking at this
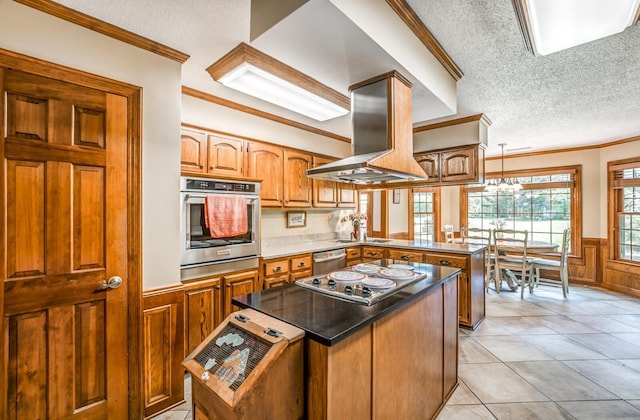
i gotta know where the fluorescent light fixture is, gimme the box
[513,0,640,55]
[207,43,350,122]
[218,63,349,121]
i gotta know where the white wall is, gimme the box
[388,189,408,235]
[1,1,182,290]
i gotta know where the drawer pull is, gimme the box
[273,266,282,272]
[439,260,451,265]
[298,262,305,267]
[401,256,409,261]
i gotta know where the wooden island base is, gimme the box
[305,275,459,419]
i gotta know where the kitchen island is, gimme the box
[233,260,460,419]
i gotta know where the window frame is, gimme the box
[461,165,582,257]
[608,156,640,267]
[409,187,441,241]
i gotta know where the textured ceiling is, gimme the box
[52,0,640,156]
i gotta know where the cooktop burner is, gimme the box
[295,259,429,305]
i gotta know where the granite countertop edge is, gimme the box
[260,238,486,259]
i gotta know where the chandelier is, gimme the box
[485,143,523,193]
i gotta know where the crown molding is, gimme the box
[182,86,351,144]
[486,135,640,160]
[385,0,463,80]
[413,114,492,132]
[206,42,350,110]
[13,0,190,63]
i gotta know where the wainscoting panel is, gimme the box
[567,238,600,285]
[142,286,184,418]
[601,239,640,298]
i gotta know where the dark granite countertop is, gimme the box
[232,260,460,346]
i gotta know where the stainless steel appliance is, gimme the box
[180,177,260,278]
[312,248,346,275]
[297,260,428,305]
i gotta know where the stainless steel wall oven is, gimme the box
[180,176,260,279]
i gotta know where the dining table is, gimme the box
[493,240,559,291]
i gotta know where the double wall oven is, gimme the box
[180,176,260,280]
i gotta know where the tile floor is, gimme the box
[157,284,640,420]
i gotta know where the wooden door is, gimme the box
[207,134,243,178]
[181,128,207,173]
[284,150,312,207]
[312,156,337,208]
[246,142,283,207]
[223,270,258,318]
[2,69,129,418]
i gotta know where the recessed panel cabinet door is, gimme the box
[246,142,284,206]
[2,70,129,418]
[181,128,207,173]
[284,150,312,207]
[207,134,243,177]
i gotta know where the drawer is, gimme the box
[289,269,312,281]
[346,247,362,259]
[423,253,467,269]
[387,249,424,263]
[290,255,312,271]
[264,274,289,289]
[362,247,385,259]
[264,259,290,276]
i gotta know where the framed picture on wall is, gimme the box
[287,211,307,228]
[393,189,400,204]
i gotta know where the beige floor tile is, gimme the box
[472,335,554,362]
[557,400,640,420]
[628,400,640,410]
[612,332,640,347]
[492,302,558,317]
[460,336,500,363]
[465,318,513,336]
[619,359,640,373]
[507,361,617,401]
[447,381,482,405]
[566,315,640,333]
[566,333,640,359]
[152,411,190,420]
[563,360,640,399]
[486,402,574,420]
[491,316,558,335]
[436,404,497,419]
[520,334,609,360]
[459,363,549,404]
[531,315,601,334]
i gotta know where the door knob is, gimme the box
[98,276,123,290]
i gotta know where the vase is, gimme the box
[352,221,360,241]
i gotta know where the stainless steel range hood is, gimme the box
[306,71,428,184]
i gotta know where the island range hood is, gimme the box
[306,71,428,184]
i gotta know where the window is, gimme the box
[410,188,440,241]
[464,166,580,251]
[609,158,640,263]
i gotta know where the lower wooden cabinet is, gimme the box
[362,247,385,262]
[345,247,362,266]
[387,248,424,263]
[223,270,259,319]
[262,253,312,289]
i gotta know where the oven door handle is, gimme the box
[313,254,346,263]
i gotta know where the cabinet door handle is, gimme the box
[439,260,451,265]
[210,165,215,170]
[199,165,204,169]
[273,266,282,272]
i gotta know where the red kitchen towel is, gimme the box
[204,194,248,238]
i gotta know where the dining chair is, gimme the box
[461,227,495,292]
[443,224,455,243]
[493,229,535,298]
[532,228,571,297]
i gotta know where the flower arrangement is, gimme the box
[342,211,367,226]
[489,219,506,230]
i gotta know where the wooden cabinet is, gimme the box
[362,247,385,262]
[222,270,259,320]
[387,248,424,263]
[247,143,312,208]
[207,134,244,178]
[424,250,485,329]
[312,156,357,208]
[345,247,362,266]
[181,128,208,173]
[183,277,223,354]
[414,144,485,186]
[284,150,313,207]
[181,128,244,177]
[262,254,312,289]
[247,142,284,206]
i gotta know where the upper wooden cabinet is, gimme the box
[207,134,244,178]
[246,141,284,207]
[284,150,313,207]
[414,144,485,186]
[181,128,208,173]
[180,128,244,178]
[311,156,356,208]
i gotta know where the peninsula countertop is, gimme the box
[260,238,486,259]
[233,260,460,346]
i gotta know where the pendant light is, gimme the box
[485,144,523,193]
